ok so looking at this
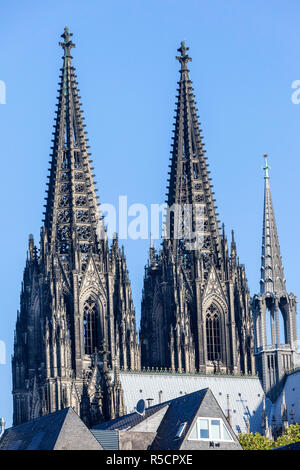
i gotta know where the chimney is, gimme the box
[226,394,232,427]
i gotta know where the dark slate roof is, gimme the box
[90,430,119,450]
[150,388,208,450]
[118,370,264,434]
[273,441,300,450]
[0,407,103,450]
[0,408,70,450]
[93,402,168,431]
[93,388,212,450]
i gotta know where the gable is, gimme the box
[0,408,69,450]
[180,390,242,450]
[54,408,103,450]
[151,390,207,450]
[79,255,107,301]
[202,266,227,311]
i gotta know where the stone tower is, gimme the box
[252,155,298,398]
[12,28,140,427]
[140,42,255,375]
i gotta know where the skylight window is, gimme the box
[175,422,187,438]
[188,417,233,442]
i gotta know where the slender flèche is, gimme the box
[252,154,297,399]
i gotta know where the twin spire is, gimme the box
[44,27,102,271]
[167,40,221,257]
[45,28,287,296]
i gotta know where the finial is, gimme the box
[263,154,271,179]
[231,230,236,261]
[150,232,154,248]
[176,41,192,71]
[59,26,75,56]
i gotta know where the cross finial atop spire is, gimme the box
[263,153,271,179]
[176,41,192,71]
[59,26,75,56]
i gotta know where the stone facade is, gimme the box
[11,30,297,434]
[140,42,255,376]
[12,28,140,428]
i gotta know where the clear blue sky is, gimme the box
[1,0,300,426]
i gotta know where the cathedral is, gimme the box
[12,28,298,429]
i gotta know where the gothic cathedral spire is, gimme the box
[12,28,140,427]
[44,27,102,272]
[252,155,298,399]
[166,42,221,259]
[140,42,255,376]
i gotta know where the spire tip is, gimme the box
[59,26,75,54]
[263,153,271,179]
[176,40,192,70]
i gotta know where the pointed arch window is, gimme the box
[83,297,99,355]
[206,304,221,361]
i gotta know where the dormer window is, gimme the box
[188,417,233,442]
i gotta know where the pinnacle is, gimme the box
[164,43,222,261]
[43,28,101,269]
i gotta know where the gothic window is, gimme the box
[182,162,187,180]
[77,225,91,240]
[61,171,69,181]
[202,236,211,250]
[195,194,204,203]
[61,150,70,169]
[57,226,70,242]
[80,243,89,253]
[193,162,200,179]
[83,297,99,355]
[74,150,82,169]
[75,183,85,193]
[58,210,70,223]
[60,183,70,193]
[59,195,70,207]
[76,196,87,207]
[206,304,222,361]
[60,243,70,254]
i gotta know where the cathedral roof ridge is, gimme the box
[117,367,259,379]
